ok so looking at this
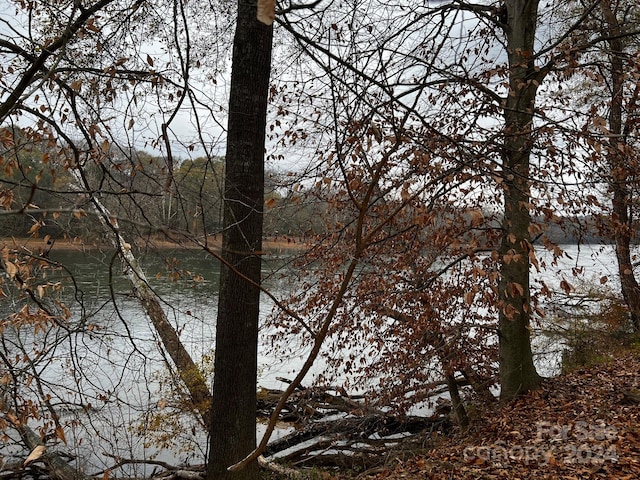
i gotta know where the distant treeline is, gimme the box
[537,215,625,245]
[0,134,625,245]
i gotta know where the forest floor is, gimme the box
[352,353,640,480]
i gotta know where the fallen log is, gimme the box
[289,451,387,470]
[258,380,382,424]
[257,379,453,471]
[272,425,438,471]
[257,455,307,479]
[11,418,90,480]
[265,422,336,457]
[152,470,204,480]
[265,413,450,458]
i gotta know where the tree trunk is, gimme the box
[613,193,640,332]
[8,414,90,480]
[497,0,543,401]
[602,0,640,332]
[206,1,273,479]
[445,374,469,428]
[69,169,212,423]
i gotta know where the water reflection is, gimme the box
[1,246,304,475]
[0,243,625,475]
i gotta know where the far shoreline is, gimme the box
[0,235,310,254]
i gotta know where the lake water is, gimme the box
[1,242,631,475]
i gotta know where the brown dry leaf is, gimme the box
[469,208,484,226]
[24,445,46,466]
[400,182,411,201]
[27,222,41,235]
[560,279,573,294]
[257,0,275,25]
[70,79,83,92]
[56,425,67,445]
[463,290,475,305]
[510,282,524,296]
[5,261,17,279]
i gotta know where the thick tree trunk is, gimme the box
[497,0,543,401]
[206,1,273,479]
[602,1,640,332]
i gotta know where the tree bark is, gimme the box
[8,415,90,480]
[445,374,469,428]
[497,0,543,401]
[69,169,212,423]
[602,0,640,332]
[206,1,273,479]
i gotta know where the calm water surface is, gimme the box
[3,243,630,475]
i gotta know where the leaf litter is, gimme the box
[364,354,640,479]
